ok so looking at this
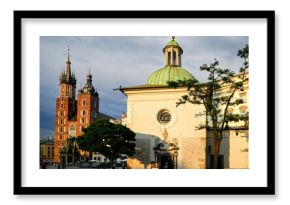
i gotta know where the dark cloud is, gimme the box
[40,36,248,137]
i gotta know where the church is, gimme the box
[118,37,249,169]
[53,50,112,165]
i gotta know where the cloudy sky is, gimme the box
[40,36,248,138]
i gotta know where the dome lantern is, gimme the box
[146,37,195,86]
[163,36,183,67]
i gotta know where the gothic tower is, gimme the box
[54,49,77,164]
[76,70,99,138]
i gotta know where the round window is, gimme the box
[158,110,171,124]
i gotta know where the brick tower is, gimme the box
[54,49,99,164]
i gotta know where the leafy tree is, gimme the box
[168,44,249,169]
[76,120,136,167]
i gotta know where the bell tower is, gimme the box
[76,70,99,137]
[163,36,183,67]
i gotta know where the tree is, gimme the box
[168,44,249,169]
[76,120,136,168]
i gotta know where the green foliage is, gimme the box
[76,120,136,162]
[168,44,249,139]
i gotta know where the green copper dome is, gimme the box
[146,66,195,85]
[163,37,183,53]
[166,39,180,47]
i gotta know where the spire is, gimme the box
[65,47,71,81]
[59,47,76,87]
[66,47,71,64]
[86,68,92,85]
[81,68,97,96]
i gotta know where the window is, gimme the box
[60,111,63,117]
[70,124,75,130]
[82,99,86,106]
[167,51,171,65]
[173,51,176,64]
[60,127,63,133]
[60,119,63,125]
[158,110,171,124]
[60,103,64,109]
[59,135,62,140]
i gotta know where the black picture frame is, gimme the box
[14,10,275,195]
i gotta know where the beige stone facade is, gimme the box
[119,37,249,169]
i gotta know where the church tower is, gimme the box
[76,70,99,138]
[54,48,77,164]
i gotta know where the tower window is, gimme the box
[60,127,63,133]
[82,99,86,106]
[168,51,171,65]
[173,51,176,65]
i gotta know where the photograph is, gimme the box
[40,36,249,170]
[14,10,274,194]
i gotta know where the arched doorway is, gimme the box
[159,153,173,169]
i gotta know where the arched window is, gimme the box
[70,124,75,130]
[168,51,171,65]
[82,99,86,106]
[173,51,176,65]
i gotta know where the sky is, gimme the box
[40,36,248,138]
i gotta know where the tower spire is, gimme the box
[67,46,71,63]
[65,47,71,80]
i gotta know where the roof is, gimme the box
[98,112,115,120]
[146,66,196,85]
[166,39,180,47]
[163,38,183,53]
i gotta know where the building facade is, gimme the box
[119,37,249,169]
[54,50,105,164]
[40,137,54,168]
